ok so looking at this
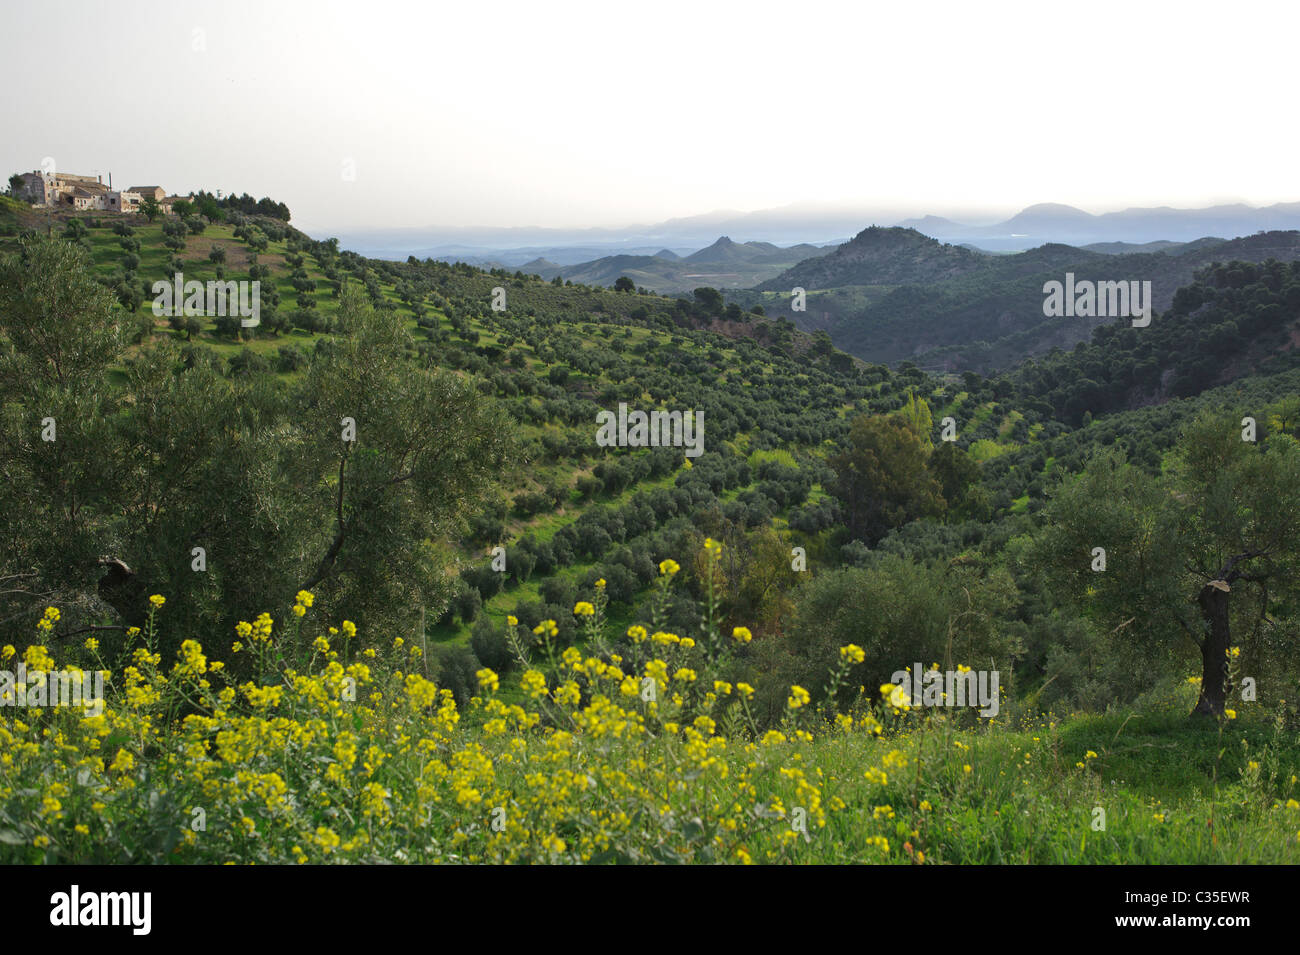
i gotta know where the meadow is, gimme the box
[2,554,1296,864]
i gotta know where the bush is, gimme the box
[538,576,576,609]
[227,348,270,376]
[213,314,243,339]
[293,309,326,333]
[274,345,309,373]
[768,555,1019,725]
[429,644,478,708]
[452,584,483,624]
[470,616,516,672]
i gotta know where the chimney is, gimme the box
[97,174,101,184]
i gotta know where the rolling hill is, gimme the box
[523,235,836,294]
[7,201,1300,870]
[755,226,991,290]
[738,227,1300,373]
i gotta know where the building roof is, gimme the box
[128,186,163,194]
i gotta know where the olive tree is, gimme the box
[1034,414,1300,717]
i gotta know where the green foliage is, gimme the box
[898,390,934,445]
[6,215,1298,740]
[767,555,1019,723]
[770,228,1300,376]
[929,441,982,518]
[1032,414,1300,715]
[829,413,945,545]
[1013,259,1300,425]
[0,240,511,659]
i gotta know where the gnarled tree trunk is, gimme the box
[1192,581,1231,717]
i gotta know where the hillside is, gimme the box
[1004,258,1300,425]
[1079,239,1193,255]
[11,207,1300,642]
[11,208,1300,644]
[5,205,1300,871]
[525,235,835,295]
[0,209,884,655]
[755,226,991,290]
[738,229,1300,373]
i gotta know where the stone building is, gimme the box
[13,170,105,206]
[69,181,110,210]
[12,171,187,215]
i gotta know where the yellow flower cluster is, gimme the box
[18,583,1260,868]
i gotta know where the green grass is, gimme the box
[747,447,797,469]
[968,438,1013,463]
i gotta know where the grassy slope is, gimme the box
[3,211,1297,863]
[33,217,1046,646]
[37,221,827,643]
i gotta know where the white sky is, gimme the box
[3,0,1297,234]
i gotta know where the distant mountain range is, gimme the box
[369,243,700,270]
[328,200,1300,262]
[325,200,1300,372]
[893,201,1300,251]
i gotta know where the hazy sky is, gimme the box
[4,0,1298,234]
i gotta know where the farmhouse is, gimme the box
[68,180,109,210]
[12,170,190,215]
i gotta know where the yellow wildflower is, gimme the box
[839,644,865,664]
